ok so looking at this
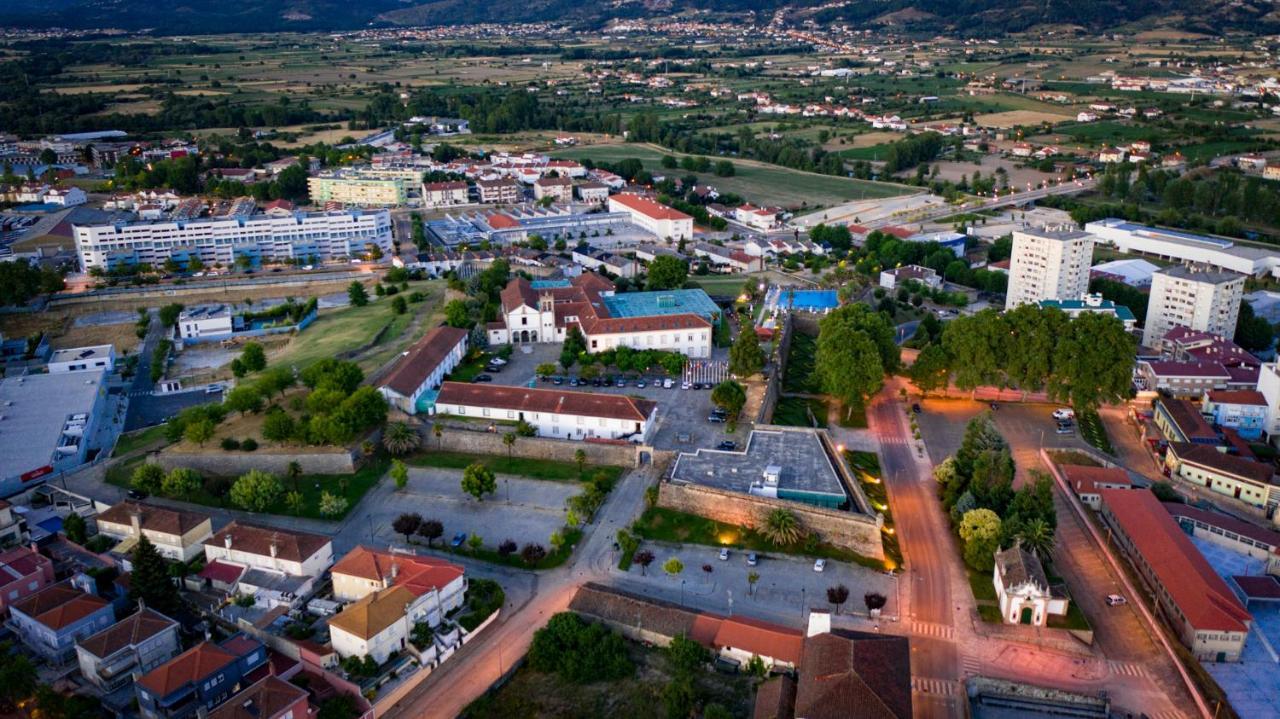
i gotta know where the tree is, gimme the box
[163,467,201,497]
[1048,312,1136,410]
[319,491,349,517]
[663,557,685,575]
[391,459,409,490]
[131,463,165,494]
[241,341,267,372]
[503,431,516,459]
[864,592,888,613]
[908,343,951,397]
[183,418,216,446]
[418,519,444,547]
[728,321,765,377]
[467,534,483,553]
[667,634,709,673]
[521,543,547,566]
[1150,481,1182,503]
[393,512,423,542]
[758,507,805,546]
[444,299,470,328]
[1235,300,1275,353]
[461,462,497,501]
[711,380,747,419]
[959,508,1002,571]
[347,281,369,307]
[130,534,179,614]
[383,421,420,455]
[262,409,296,443]
[498,539,518,556]
[663,675,697,719]
[287,460,303,491]
[536,362,557,379]
[575,448,587,476]
[816,321,885,410]
[1016,517,1056,558]
[647,255,689,290]
[714,159,736,177]
[827,584,850,614]
[391,295,408,315]
[0,641,37,711]
[224,385,263,416]
[634,549,656,575]
[258,366,296,398]
[63,512,88,544]
[317,695,360,719]
[230,470,284,512]
[285,491,305,516]
[528,612,634,683]
[747,571,760,596]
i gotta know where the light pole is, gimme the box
[801,586,806,618]
[680,579,686,607]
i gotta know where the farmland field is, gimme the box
[552,143,915,209]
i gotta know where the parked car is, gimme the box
[472,374,493,383]
[450,533,467,548]
[1105,594,1127,606]
[127,489,148,500]
[489,357,508,366]
[1055,424,1073,435]
[663,378,675,389]
[1052,408,1075,421]
[615,379,627,387]
[681,381,692,390]
[636,380,647,389]
[552,377,564,385]
[717,440,737,451]
[718,548,730,561]
[707,413,727,423]
[911,403,922,414]
[813,559,826,572]
[484,364,502,373]
[746,552,758,567]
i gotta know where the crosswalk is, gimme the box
[1108,660,1149,679]
[911,677,960,697]
[1147,712,1186,719]
[908,620,955,640]
[960,653,983,677]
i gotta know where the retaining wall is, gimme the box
[153,448,357,476]
[428,425,647,468]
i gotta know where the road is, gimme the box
[864,177,1097,230]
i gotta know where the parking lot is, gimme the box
[615,541,899,623]
[481,343,740,452]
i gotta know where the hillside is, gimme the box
[2,0,1277,35]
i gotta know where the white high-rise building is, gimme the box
[1005,227,1095,309]
[1142,264,1245,348]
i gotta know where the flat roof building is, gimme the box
[47,345,116,374]
[1086,218,1280,278]
[1142,264,1245,349]
[0,368,108,498]
[670,427,849,509]
[1006,227,1094,310]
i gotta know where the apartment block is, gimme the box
[1005,227,1094,309]
[1142,264,1245,348]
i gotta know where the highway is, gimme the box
[862,176,1097,230]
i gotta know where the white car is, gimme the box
[1105,594,1127,606]
[813,559,826,572]
[663,378,674,389]
[718,548,729,561]
[489,357,508,366]
[681,381,692,390]
[1052,408,1075,421]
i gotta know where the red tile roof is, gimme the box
[1233,576,1280,600]
[1143,361,1230,379]
[1167,442,1276,486]
[10,583,109,630]
[1165,502,1280,550]
[795,630,912,719]
[379,325,469,397]
[1100,489,1251,633]
[1159,399,1218,442]
[1060,464,1132,495]
[207,676,307,719]
[330,547,464,596]
[203,522,331,563]
[610,193,692,222]
[424,181,467,191]
[77,608,178,659]
[486,212,520,229]
[436,381,656,423]
[97,501,211,536]
[1207,390,1268,406]
[198,559,246,585]
[138,642,238,697]
[0,545,50,583]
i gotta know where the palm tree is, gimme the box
[758,508,805,547]
[433,423,443,450]
[1017,518,1056,558]
[503,432,516,460]
[747,571,760,596]
[286,461,302,492]
[382,421,420,456]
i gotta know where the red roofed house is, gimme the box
[207,676,308,719]
[1099,488,1251,661]
[0,543,55,614]
[1060,464,1132,511]
[377,325,469,415]
[76,608,182,693]
[136,634,267,719]
[422,180,469,208]
[327,547,466,663]
[8,581,114,664]
[1201,389,1268,440]
[1164,442,1278,511]
[608,193,693,240]
[434,381,657,443]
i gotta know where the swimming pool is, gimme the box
[777,289,839,311]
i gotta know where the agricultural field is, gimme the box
[551,143,915,209]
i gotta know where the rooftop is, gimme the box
[204,522,331,563]
[1038,298,1136,322]
[1015,227,1092,242]
[1165,502,1280,550]
[610,193,693,222]
[0,368,106,482]
[137,641,238,697]
[47,345,113,365]
[11,582,109,630]
[1060,464,1132,495]
[670,428,849,505]
[995,544,1049,592]
[379,325,469,398]
[1158,398,1219,442]
[796,630,912,719]
[207,676,307,719]
[1100,488,1251,633]
[601,288,720,321]
[330,547,463,596]
[327,585,416,640]
[97,501,211,537]
[437,382,657,423]
[1157,264,1245,285]
[1167,443,1276,486]
[76,608,178,659]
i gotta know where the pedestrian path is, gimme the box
[909,620,955,640]
[1108,660,1150,679]
[911,676,961,697]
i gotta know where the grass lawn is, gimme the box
[632,506,886,571]
[105,453,386,521]
[113,425,169,457]
[835,399,867,429]
[445,348,498,383]
[406,450,624,485]
[1048,602,1093,631]
[1075,408,1115,455]
[844,450,901,567]
[977,605,1004,623]
[551,143,913,209]
[1046,449,1103,467]
[464,621,756,718]
[839,144,894,161]
[269,281,442,373]
[772,396,828,428]
[782,331,820,394]
[967,567,998,602]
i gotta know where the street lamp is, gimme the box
[680,579,686,606]
[801,586,806,617]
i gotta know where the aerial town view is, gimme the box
[4,1,1280,717]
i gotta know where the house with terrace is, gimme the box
[7,580,114,664]
[486,273,717,358]
[198,523,333,607]
[76,608,182,695]
[135,634,267,719]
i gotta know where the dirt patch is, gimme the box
[974,110,1074,128]
[0,310,142,356]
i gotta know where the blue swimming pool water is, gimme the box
[778,289,838,310]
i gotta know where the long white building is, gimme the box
[434,381,658,443]
[73,209,392,272]
[1085,218,1280,279]
[1142,264,1245,348]
[1005,227,1094,309]
[608,193,693,240]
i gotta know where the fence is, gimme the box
[175,308,318,349]
[683,358,728,386]
[758,312,794,424]
[152,447,357,476]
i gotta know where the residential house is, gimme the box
[45,186,87,207]
[879,265,941,291]
[1153,398,1220,446]
[475,178,521,204]
[572,247,639,278]
[1137,361,1234,397]
[376,325,469,415]
[199,523,333,604]
[206,676,309,719]
[575,181,609,205]
[76,608,182,693]
[8,581,114,664]
[47,345,116,375]
[993,543,1068,627]
[96,501,213,563]
[533,176,573,203]
[1164,442,1277,510]
[733,204,778,230]
[1061,464,1132,511]
[1202,390,1268,440]
[0,498,31,547]
[422,181,469,209]
[0,544,54,614]
[135,635,268,719]
[1099,489,1251,661]
[434,382,657,443]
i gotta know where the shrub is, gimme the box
[221,437,242,451]
[240,437,258,452]
[527,612,634,683]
